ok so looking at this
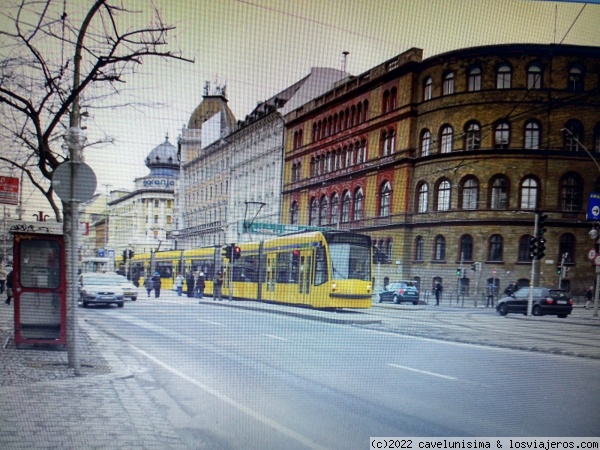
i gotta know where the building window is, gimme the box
[353,188,364,221]
[558,234,576,263]
[383,87,397,113]
[461,177,479,210]
[290,201,299,224]
[467,66,481,92]
[460,235,474,261]
[341,191,351,223]
[490,176,509,210]
[440,126,454,153]
[154,215,159,224]
[524,121,540,150]
[415,236,425,261]
[494,121,510,149]
[436,179,451,211]
[465,121,481,151]
[330,193,339,226]
[488,234,503,262]
[563,120,584,151]
[520,177,538,210]
[518,235,535,262]
[560,173,582,212]
[309,197,318,226]
[319,196,329,226]
[381,129,395,156]
[496,63,512,89]
[442,72,455,95]
[417,183,429,213]
[380,181,392,217]
[568,65,584,91]
[434,235,446,261]
[527,64,542,90]
[420,130,431,157]
[423,76,432,101]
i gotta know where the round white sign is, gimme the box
[52,161,97,202]
[589,249,597,261]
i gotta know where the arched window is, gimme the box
[490,176,509,210]
[460,235,474,261]
[440,126,454,153]
[290,201,299,225]
[309,198,318,226]
[467,66,481,92]
[465,121,481,151]
[520,177,538,210]
[461,177,479,210]
[423,76,433,101]
[527,64,542,90]
[494,121,510,149]
[560,173,583,212]
[380,181,392,217]
[415,236,425,261]
[341,191,351,223]
[436,179,451,211]
[330,193,339,226]
[568,65,584,91]
[558,234,576,264]
[434,235,446,261]
[524,120,540,150]
[496,63,512,89]
[488,234,503,262]
[563,120,584,151]
[319,196,329,226]
[518,235,535,262]
[362,100,369,122]
[353,188,364,221]
[442,72,455,95]
[420,130,431,157]
[381,129,395,156]
[417,182,429,213]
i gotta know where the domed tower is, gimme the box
[144,134,179,178]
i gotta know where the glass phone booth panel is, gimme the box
[13,233,66,345]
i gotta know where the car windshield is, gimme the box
[329,243,371,281]
[82,276,113,285]
[549,290,569,300]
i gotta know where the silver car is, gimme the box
[103,274,138,301]
[79,273,125,308]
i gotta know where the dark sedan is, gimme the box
[378,281,420,305]
[496,287,573,318]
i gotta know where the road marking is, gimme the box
[127,343,330,450]
[196,318,224,326]
[388,363,458,380]
[262,333,288,341]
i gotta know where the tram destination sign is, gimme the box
[243,222,331,235]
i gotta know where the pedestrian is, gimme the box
[486,282,495,308]
[174,273,184,296]
[186,271,195,298]
[0,262,6,295]
[585,286,594,309]
[144,276,153,297]
[196,272,206,302]
[4,268,13,305]
[152,272,162,298]
[214,270,223,301]
[504,281,517,297]
[434,281,443,306]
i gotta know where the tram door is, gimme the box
[266,254,276,293]
[298,254,312,298]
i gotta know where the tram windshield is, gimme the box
[325,233,371,281]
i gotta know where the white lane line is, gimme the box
[262,334,288,341]
[196,318,224,326]
[127,343,329,450]
[388,363,458,380]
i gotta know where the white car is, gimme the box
[78,273,125,308]
[103,273,139,301]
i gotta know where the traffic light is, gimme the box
[557,267,562,275]
[128,250,135,259]
[222,244,232,261]
[537,212,548,237]
[529,237,538,259]
[123,249,128,262]
[471,263,476,272]
[537,237,546,260]
[456,268,462,276]
[234,245,241,260]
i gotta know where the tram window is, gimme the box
[192,260,215,280]
[314,246,328,286]
[276,252,300,284]
[329,243,370,281]
[237,255,259,282]
[155,262,173,278]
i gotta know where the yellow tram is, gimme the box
[128,231,373,309]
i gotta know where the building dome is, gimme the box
[145,135,179,176]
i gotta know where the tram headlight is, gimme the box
[331,282,337,292]
[367,284,371,293]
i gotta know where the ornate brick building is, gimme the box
[282,44,600,300]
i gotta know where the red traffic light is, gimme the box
[234,246,241,259]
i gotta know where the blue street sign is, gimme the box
[97,248,105,257]
[587,192,600,220]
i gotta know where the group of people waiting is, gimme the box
[174,270,224,302]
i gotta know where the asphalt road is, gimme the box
[81,296,600,449]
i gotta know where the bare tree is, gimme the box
[0,0,192,221]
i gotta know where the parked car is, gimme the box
[79,273,125,308]
[378,281,420,305]
[103,273,138,301]
[496,287,573,318]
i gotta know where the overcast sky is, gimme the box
[4,0,600,214]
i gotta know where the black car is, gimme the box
[378,281,420,305]
[496,287,573,318]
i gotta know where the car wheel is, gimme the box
[412,300,419,305]
[131,297,137,301]
[393,295,400,304]
[532,305,543,316]
[117,302,124,308]
[497,303,508,316]
[378,296,383,303]
[557,314,567,318]
[82,298,89,308]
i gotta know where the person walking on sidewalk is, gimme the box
[214,270,223,301]
[585,286,594,309]
[434,281,443,306]
[486,282,495,308]
[0,262,7,295]
[4,268,13,305]
[186,271,195,298]
[152,272,162,298]
[174,273,184,296]
[196,272,206,301]
[144,276,153,297]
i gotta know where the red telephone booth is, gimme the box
[11,226,66,346]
